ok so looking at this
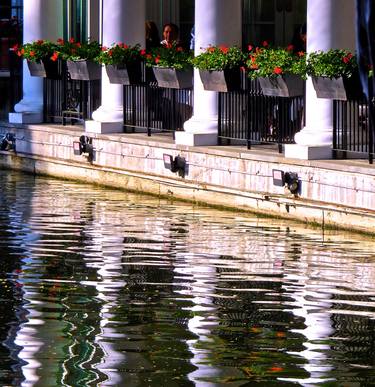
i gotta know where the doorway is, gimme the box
[243,0,306,47]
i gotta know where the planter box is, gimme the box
[199,69,241,92]
[67,60,101,81]
[258,74,304,97]
[27,59,60,79]
[312,74,363,100]
[105,62,142,85]
[152,66,193,89]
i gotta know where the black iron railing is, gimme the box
[333,98,374,164]
[218,78,304,152]
[0,49,22,119]
[44,62,101,125]
[123,70,193,136]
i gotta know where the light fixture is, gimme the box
[0,133,16,151]
[272,169,299,194]
[284,172,299,194]
[163,153,186,177]
[73,135,94,159]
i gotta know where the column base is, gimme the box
[85,120,123,134]
[284,144,332,160]
[9,112,43,124]
[175,131,217,146]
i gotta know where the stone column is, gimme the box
[85,0,145,134]
[285,0,356,159]
[9,0,60,124]
[175,0,242,146]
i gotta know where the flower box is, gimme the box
[105,62,142,85]
[152,66,193,89]
[311,74,363,100]
[27,59,60,79]
[199,68,241,92]
[258,74,304,97]
[67,59,101,81]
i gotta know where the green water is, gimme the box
[0,169,375,386]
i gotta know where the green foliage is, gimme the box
[144,43,193,70]
[97,43,144,65]
[14,39,58,62]
[191,45,245,71]
[57,38,102,61]
[306,49,357,78]
[246,45,307,79]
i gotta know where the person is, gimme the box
[145,20,160,50]
[291,23,307,53]
[160,23,181,47]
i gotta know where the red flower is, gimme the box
[29,51,35,57]
[219,45,229,54]
[69,37,75,43]
[248,44,253,51]
[208,46,215,53]
[51,52,59,61]
[269,366,284,373]
[177,46,183,52]
[155,56,160,64]
[36,39,44,45]
[297,51,305,57]
[250,64,258,69]
[57,38,64,45]
[76,42,81,48]
[273,66,283,74]
[140,49,146,56]
[287,44,294,51]
[262,40,269,47]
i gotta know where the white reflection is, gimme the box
[175,253,223,386]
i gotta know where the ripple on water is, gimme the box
[0,170,374,386]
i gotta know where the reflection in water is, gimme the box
[0,169,375,386]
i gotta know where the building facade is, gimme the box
[7,0,357,160]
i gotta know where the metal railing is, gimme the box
[333,98,374,164]
[0,50,22,119]
[123,69,193,136]
[44,61,101,125]
[218,78,304,152]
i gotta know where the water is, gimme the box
[0,169,375,386]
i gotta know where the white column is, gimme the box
[85,0,145,134]
[9,0,60,124]
[175,0,242,146]
[285,0,356,159]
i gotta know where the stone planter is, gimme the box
[27,59,60,79]
[105,62,142,85]
[152,66,193,89]
[312,74,363,100]
[67,60,101,81]
[258,74,304,97]
[199,68,242,92]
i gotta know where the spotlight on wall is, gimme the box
[163,153,186,177]
[0,133,16,151]
[73,135,94,159]
[272,169,299,194]
[284,172,299,194]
